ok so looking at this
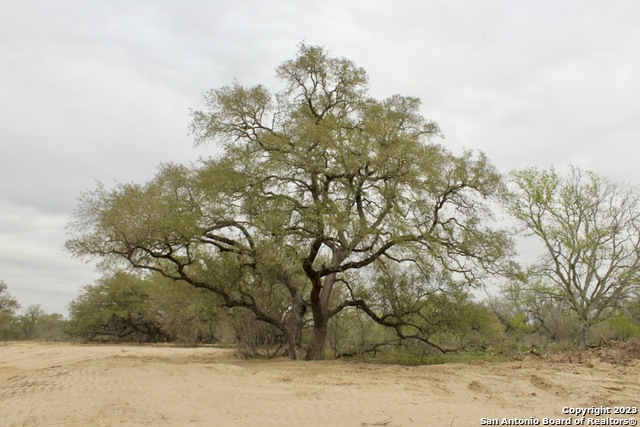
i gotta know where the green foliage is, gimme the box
[328,310,396,357]
[327,279,504,358]
[228,308,285,358]
[1,282,68,341]
[0,280,20,340]
[32,312,68,341]
[489,279,584,351]
[627,298,640,324]
[411,292,504,351]
[11,306,68,341]
[595,313,640,341]
[68,272,162,342]
[67,272,224,343]
[18,305,46,340]
[0,280,20,313]
[365,349,510,366]
[366,350,449,366]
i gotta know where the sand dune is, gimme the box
[1,342,638,426]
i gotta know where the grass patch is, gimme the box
[344,349,510,366]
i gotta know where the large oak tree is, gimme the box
[66,45,511,359]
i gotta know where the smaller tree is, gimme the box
[67,272,169,342]
[488,279,581,349]
[146,276,226,343]
[67,271,224,343]
[17,304,46,340]
[507,166,640,347]
[34,313,68,341]
[0,280,20,340]
[0,280,19,312]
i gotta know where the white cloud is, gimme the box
[1,0,639,313]
[0,199,98,314]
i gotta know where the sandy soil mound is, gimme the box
[534,340,640,366]
[1,342,638,426]
[587,340,640,364]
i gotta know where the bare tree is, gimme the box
[506,166,640,347]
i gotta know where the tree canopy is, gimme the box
[66,44,512,359]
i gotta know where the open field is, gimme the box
[1,342,639,426]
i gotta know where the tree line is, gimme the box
[0,280,67,341]
[3,270,638,359]
[9,44,640,360]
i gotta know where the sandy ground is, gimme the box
[1,342,639,427]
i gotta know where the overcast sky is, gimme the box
[1,0,639,315]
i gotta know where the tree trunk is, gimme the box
[305,272,341,360]
[306,319,328,360]
[579,320,590,349]
[285,294,306,360]
[305,288,327,360]
[304,252,346,360]
[305,275,328,360]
